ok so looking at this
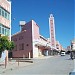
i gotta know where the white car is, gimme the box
[61,52,65,56]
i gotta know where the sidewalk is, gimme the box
[0,56,54,74]
[0,60,33,74]
[33,55,54,59]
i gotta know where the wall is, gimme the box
[32,20,40,58]
[0,0,10,27]
[12,21,33,58]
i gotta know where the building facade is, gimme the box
[71,38,75,51]
[67,39,75,51]
[12,20,51,58]
[0,0,11,39]
[56,41,64,51]
[11,14,64,58]
[0,0,11,61]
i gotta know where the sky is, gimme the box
[11,0,74,48]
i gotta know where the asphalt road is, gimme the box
[1,55,74,75]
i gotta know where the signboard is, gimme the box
[0,50,7,63]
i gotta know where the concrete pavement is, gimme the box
[0,56,52,74]
[0,59,33,74]
[0,55,74,75]
[1,55,74,75]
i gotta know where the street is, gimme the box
[1,55,74,75]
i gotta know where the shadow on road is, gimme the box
[65,58,74,60]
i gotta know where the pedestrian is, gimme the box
[70,51,73,60]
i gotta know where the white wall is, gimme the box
[72,43,75,50]
[33,44,38,58]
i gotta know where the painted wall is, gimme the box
[0,0,11,62]
[32,20,40,58]
[0,16,10,28]
[49,14,56,49]
[0,0,10,12]
[0,0,10,27]
[0,0,11,39]
[12,20,52,58]
[12,21,33,58]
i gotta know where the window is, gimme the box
[6,29,8,36]
[51,36,54,38]
[26,44,29,46]
[5,12,7,19]
[51,33,53,35]
[0,7,10,20]
[0,23,10,36]
[51,26,53,28]
[50,20,53,22]
[19,43,24,50]
[56,44,59,46]
[19,44,21,50]
[51,30,53,31]
[0,26,1,33]
[52,44,54,45]
[51,23,53,25]
[7,29,10,36]
[14,38,17,41]
[8,13,10,20]
[19,36,23,40]
[22,43,24,50]
[2,10,4,17]
[0,8,1,15]
[5,28,6,35]
[15,45,17,51]
[57,48,59,49]
[2,27,4,34]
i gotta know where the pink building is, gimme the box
[11,20,51,58]
[0,0,11,39]
[11,14,64,58]
[0,0,11,60]
[56,41,64,51]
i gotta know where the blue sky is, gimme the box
[11,0,74,48]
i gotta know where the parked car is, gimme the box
[61,52,65,56]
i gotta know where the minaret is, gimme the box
[49,14,56,49]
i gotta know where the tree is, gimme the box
[0,36,15,54]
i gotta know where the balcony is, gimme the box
[33,39,51,49]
